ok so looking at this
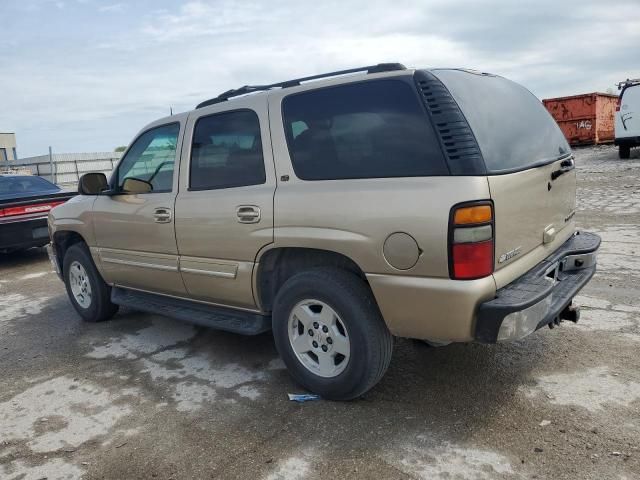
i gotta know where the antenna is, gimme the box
[170,106,173,115]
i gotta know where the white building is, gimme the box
[0,132,18,165]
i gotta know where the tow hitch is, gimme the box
[549,303,580,329]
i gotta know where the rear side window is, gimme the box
[432,70,570,174]
[190,110,266,190]
[282,79,448,180]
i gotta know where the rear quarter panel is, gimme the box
[267,176,491,278]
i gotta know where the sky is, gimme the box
[1,0,639,158]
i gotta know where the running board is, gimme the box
[111,287,271,335]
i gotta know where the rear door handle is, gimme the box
[236,205,261,223]
[153,207,172,223]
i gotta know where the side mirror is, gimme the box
[122,177,153,194]
[78,172,108,195]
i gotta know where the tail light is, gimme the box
[449,202,494,280]
[0,201,65,218]
[616,97,621,112]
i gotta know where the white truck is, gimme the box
[615,79,640,159]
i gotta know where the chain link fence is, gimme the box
[14,152,121,188]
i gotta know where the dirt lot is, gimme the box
[1,145,639,480]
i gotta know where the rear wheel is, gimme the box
[272,267,393,400]
[63,243,118,322]
[619,145,631,159]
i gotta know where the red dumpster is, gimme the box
[543,93,618,146]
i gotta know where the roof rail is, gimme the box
[196,63,406,109]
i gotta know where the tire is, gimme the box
[619,145,631,159]
[272,267,393,400]
[63,243,118,322]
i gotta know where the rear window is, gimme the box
[282,79,448,180]
[621,84,639,104]
[432,70,570,174]
[0,176,59,197]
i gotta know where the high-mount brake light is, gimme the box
[450,202,494,280]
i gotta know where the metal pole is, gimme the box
[49,146,54,183]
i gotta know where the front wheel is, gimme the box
[619,145,631,159]
[63,243,118,322]
[272,267,393,400]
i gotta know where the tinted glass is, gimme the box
[117,123,180,192]
[190,110,265,190]
[433,69,570,173]
[0,176,59,198]
[282,79,448,180]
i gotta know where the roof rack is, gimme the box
[196,63,406,109]
[617,78,640,90]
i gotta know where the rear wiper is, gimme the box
[551,157,575,181]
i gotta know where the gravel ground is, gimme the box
[1,144,639,480]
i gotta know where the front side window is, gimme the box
[282,79,448,180]
[190,110,265,190]
[117,123,180,192]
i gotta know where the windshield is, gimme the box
[432,69,570,174]
[0,175,60,198]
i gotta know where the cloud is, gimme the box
[0,0,638,156]
[99,3,126,13]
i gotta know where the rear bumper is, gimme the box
[0,216,50,250]
[614,136,640,146]
[475,231,600,343]
[366,273,496,342]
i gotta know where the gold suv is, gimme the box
[48,64,600,400]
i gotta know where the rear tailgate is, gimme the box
[488,160,576,287]
[432,69,576,288]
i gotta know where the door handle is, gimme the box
[551,157,575,180]
[153,207,172,223]
[236,205,261,224]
